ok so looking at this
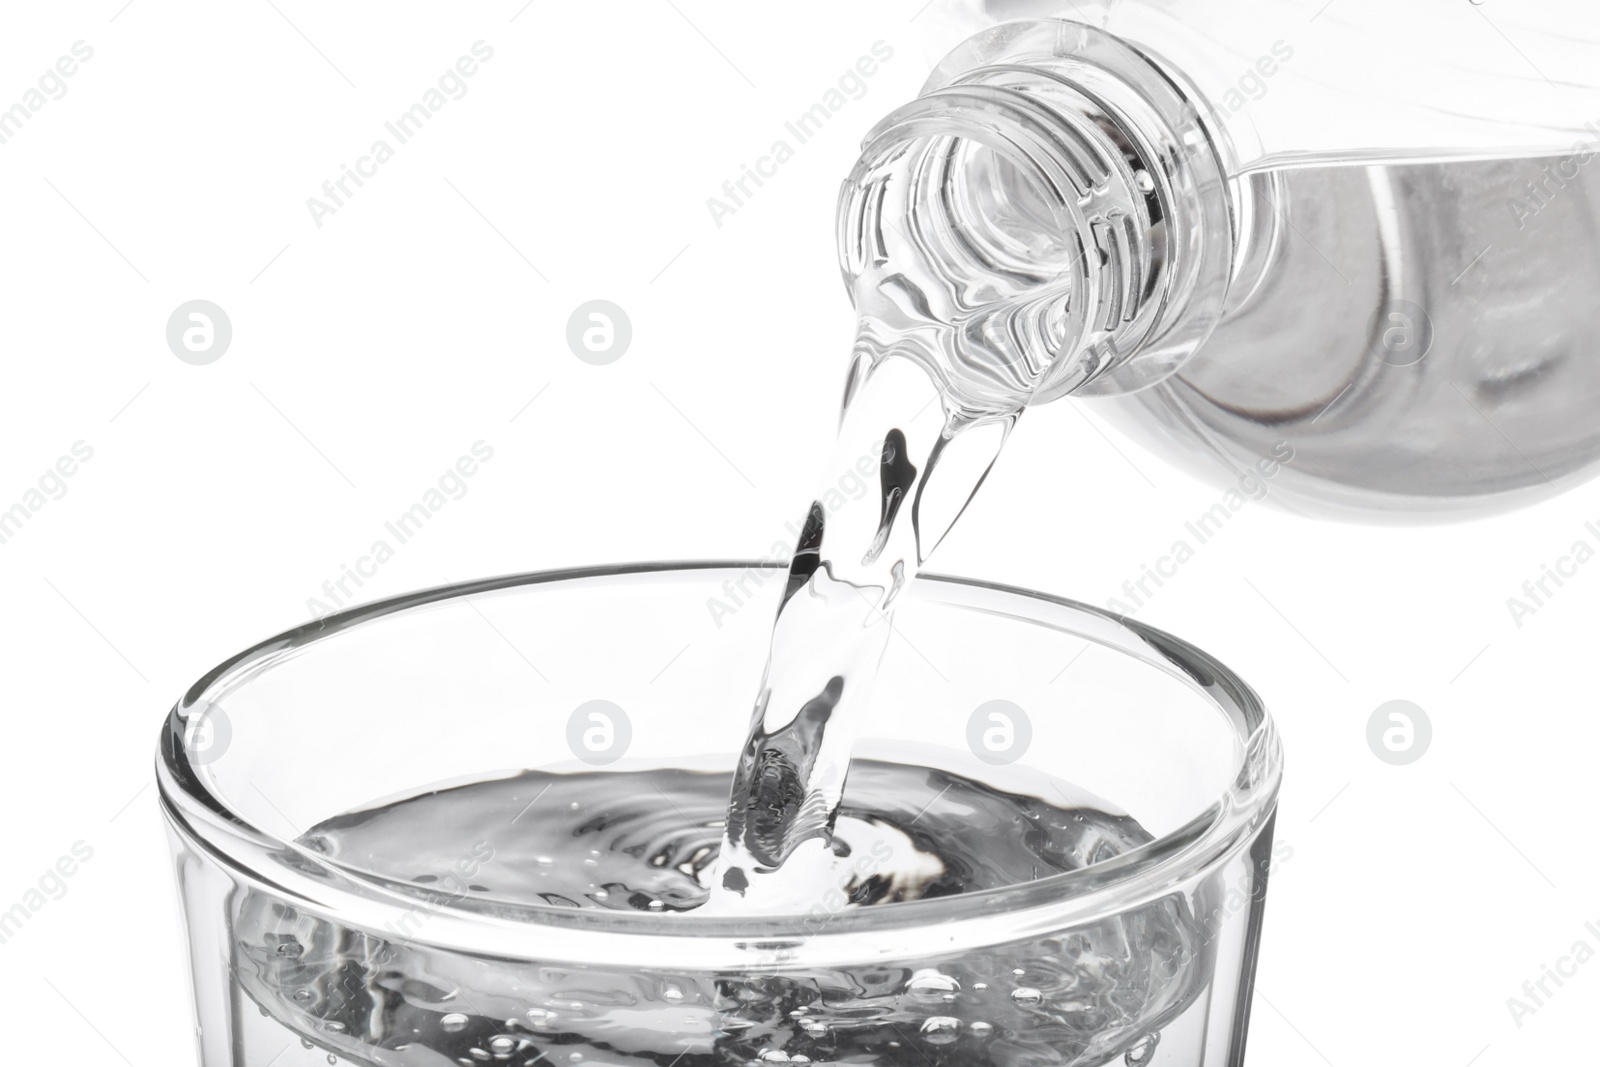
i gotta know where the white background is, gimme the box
[1,2,1597,1065]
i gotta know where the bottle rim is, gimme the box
[839,18,1237,402]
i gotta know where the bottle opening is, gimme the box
[840,19,1236,403]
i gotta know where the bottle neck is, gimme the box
[839,19,1234,401]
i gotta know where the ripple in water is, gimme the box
[234,762,1217,1067]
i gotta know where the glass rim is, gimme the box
[157,561,1282,970]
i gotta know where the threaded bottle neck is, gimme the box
[838,19,1234,403]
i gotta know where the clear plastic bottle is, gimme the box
[842,0,1600,519]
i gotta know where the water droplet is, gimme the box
[800,1019,828,1037]
[294,989,313,1003]
[1126,1033,1160,1065]
[568,1055,584,1064]
[324,1021,347,1034]
[790,1057,811,1064]
[1011,968,1026,977]
[327,1056,338,1066]
[1011,987,1043,1006]
[1134,170,1155,194]
[919,1017,962,1044]
[469,1050,491,1064]
[526,1009,559,1028]
[301,1039,314,1049]
[490,1036,517,1054]
[906,970,960,999]
[973,982,989,991]
[441,1013,470,1033]
[275,942,303,958]
[758,1051,790,1063]
[970,1021,994,1038]
[662,984,685,1003]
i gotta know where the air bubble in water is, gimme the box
[441,1013,470,1033]
[920,1017,962,1044]
[906,970,960,999]
[1126,1033,1160,1064]
[1011,987,1043,1005]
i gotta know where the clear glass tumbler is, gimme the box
[158,563,1283,1067]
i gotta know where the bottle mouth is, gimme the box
[839,19,1234,402]
[839,84,1108,409]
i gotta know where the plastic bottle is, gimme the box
[840,0,1600,519]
